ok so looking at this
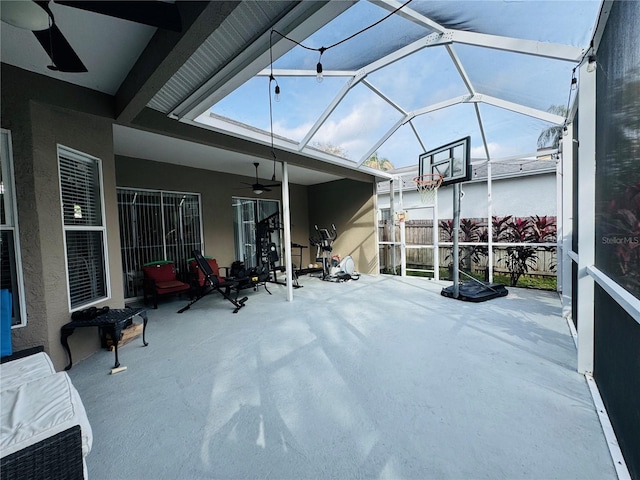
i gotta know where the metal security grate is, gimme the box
[117,188,203,299]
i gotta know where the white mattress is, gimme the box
[1,371,93,460]
[0,352,56,390]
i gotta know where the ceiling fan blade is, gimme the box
[54,1,182,32]
[33,24,87,72]
[263,184,281,188]
[262,187,272,192]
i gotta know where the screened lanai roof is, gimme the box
[151,0,601,174]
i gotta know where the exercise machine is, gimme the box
[178,250,248,314]
[309,224,359,282]
[256,212,301,288]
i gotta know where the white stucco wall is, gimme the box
[378,172,556,221]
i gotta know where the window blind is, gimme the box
[58,146,107,308]
[59,152,102,226]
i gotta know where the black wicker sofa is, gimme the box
[1,349,92,480]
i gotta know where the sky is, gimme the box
[205,0,601,170]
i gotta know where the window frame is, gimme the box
[117,187,204,299]
[232,196,282,268]
[58,145,110,311]
[1,129,27,327]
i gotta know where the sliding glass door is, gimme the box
[117,188,202,298]
[232,197,281,268]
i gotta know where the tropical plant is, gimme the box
[492,215,513,242]
[531,215,557,272]
[495,216,549,286]
[531,215,557,242]
[439,218,488,271]
[598,182,640,293]
[439,215,558,287]
[537,105,569,149]
[502,244,539,287]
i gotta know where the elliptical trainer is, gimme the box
[309,224,359,282]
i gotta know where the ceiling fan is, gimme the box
[0,1,181,73]
[242,163,280,195]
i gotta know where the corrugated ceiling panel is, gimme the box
[148,2,294,113]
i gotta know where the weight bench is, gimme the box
[177,251,248,314]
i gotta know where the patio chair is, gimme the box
[187,256,233,296]
[142,261,191,309]
[177,251,248,314]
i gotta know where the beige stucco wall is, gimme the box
[1,64,378,370]
[308,179,379,275]
[115,156,311,268]
[1,72,124,370]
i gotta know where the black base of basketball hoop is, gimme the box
[441,281,508,302]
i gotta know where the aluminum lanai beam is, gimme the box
[445,44,475,95]
[297,69,367,151]
[358,95,468,165]
[473,94,566,124]
[258,31,444,81]
[362,78,407,115]
[257,68,357,78]
[360,90,562,168]
[413,95,469,117]
[474,103,491,161]
[373,0,583,62]
[370,0,447,33]
[449,30,584,62]
[409,120,427,152]
[176,1,355,122]
[357,78,410,164]
[364,31,447,75]
[446,38,491,163]
[358,116,410,166]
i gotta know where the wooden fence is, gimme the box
[379,220,557,277]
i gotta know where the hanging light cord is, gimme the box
[270,0,414,54]
[561,38,598,133]
[267,0,414,177]
[268,31,279,179]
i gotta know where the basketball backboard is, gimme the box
[418,136,471,187]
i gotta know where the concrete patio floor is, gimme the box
[67,274,616,480]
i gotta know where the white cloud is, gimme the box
[273,121,314,142]
[310,96,390,160]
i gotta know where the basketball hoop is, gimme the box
[413,173,443,204]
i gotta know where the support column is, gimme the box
[400,182,406,277]
[452,183,461,298]
[560,125,574,320]
[281,161,294,302]
[389,178,396,275]
[487,162,494,283]
[577,58,597,374]
[433,187,440,281]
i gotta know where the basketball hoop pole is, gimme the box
[452,183,461,298]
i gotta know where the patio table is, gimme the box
[61,307,148,370]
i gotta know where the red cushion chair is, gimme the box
[188,258,231,293]
[177,251,247,314]
[142,262,190,309]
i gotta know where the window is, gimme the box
[58,146,109,309]
[117,188,203,298]
[1,130,26,326]
[232,197,281,268]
